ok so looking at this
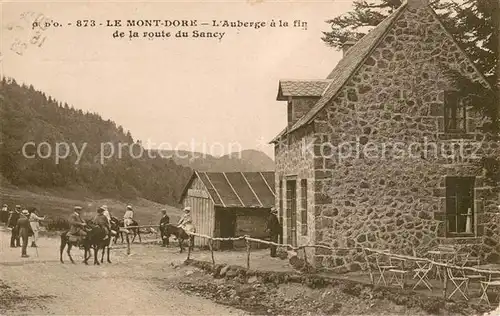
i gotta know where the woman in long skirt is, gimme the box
[29,208,45,247]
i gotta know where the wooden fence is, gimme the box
[112,227,500,300]
[110,224,161,255]
[185,231,500,299]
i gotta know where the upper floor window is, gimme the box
[444,91,467,133]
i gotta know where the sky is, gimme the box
[1,0,355,159]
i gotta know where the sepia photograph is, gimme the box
[1,0,499,315]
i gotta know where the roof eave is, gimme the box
[178,170,197,204]
[269,127,287,144]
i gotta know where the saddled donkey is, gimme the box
[96,217,120,264]
[112,217,141,244]
[60,220,114,265]
[160,224,195,253]
[86,221,113,265]
[60,223,92,264]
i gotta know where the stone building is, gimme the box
[271,0,500,269]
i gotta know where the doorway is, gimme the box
[286,179,297,247]
[218,209,236,250]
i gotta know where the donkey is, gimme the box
[59,221,93,264]
[60,220,115,265]
[96,217,121,264]
[112,217,141,244]
[159,224,194,253]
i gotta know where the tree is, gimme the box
[322,0,497,85]
[493,0,500,111]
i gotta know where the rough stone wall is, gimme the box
[292,98,319,126]
[308,6,500,268]
[274,125,317,261]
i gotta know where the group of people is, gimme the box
[2,201,281,258]
[68,204,136,240]
[2,204,46,258]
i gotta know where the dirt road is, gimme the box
[0,229,247,315]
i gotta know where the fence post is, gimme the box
[126,233,131,255]
[362,248,374,285]
[208,238,215,267]
[443,267,448,299]
[245,236,250,270]
[302,247,308,269]
[187,234,192,260]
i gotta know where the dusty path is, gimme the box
[0,229,248,315]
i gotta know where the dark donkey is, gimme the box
[112,217,141,244]
[96,217,121,264]
[60,223,92,264]
[160,224,194,253]
[60,220,114,265]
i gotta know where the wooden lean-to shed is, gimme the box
[179,171,276,250]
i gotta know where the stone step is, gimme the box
[437,237,482,245]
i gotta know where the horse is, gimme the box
[159,224,194,253]
[112,217,141,244]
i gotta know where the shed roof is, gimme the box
[180,171,275,208]
[276,80,332,101]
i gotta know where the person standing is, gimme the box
[123,205,134,228]
[159,209,170,247]
[266,207,282,258]
[7,205,21,247]
[16,209,31,258]
[29,208,45,247]
[1,204,8,224]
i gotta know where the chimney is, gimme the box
[407,0,429,8]
[342,39,357,57]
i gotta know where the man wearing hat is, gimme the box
[7,205,21,247]
[93,206,110,240]
[265,207,282,258]
[68,206,87,238]
[16,209,31,257]
[123,205,134,228]
[159,209,170,247]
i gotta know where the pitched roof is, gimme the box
[288,4,407,133]
[269,127,287,144]
[284,1,493,134]
[180,171,275,208]
[277,80,333,101]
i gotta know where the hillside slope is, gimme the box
[0,78,192,206]
[155,149,275,172]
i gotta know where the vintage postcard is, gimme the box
[1,0,499,315]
